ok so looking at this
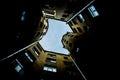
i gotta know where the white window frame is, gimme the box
[25,52,34,62]
[43,66,57,72]
[88,5,99,17]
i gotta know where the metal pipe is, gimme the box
[66,0,95,23]
[70,55,87,80]
[0,41,39,62]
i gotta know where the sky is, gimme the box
[39,19,73,54]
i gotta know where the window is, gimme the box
[62,13,69,17]
[83,26,89,31]
[78,14,85,22]
[72,18,77,25]
[64,56,68,59]
[25,51,35,63]
[32,47,40,56]
[46,58,56,63]
[77,27,82,32]
[36,44,42,51]
[76,48,79,53]
[88,5,99,17]
[66,41,68,44]
[69,43,72,47]
[43,66,57,72]
[48,54,56,58]
[13,59,23,72]
[72,28,77,33]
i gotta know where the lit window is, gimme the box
[84,26,89,31]
[72,18,77,24]
[32,47,39,56]
[88,5,99,17]
[13,59,23,73]
[43,66,57,72]
[76,48,79,52]
[21,11,26,21]
[78,14,85,22]
[25,52,34,62]
[69,43,72,47]
[77,27,82,32]
[15,65,22,72]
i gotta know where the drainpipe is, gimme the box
[66,0,95,24]
[0,40,39,62]
[70,54,87,80]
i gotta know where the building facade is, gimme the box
[0,42,85,80]
[61,1,101,80]
[33,16,49,42]
[0,0,111,80]
[62,32,82,53]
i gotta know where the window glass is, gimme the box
[32,47,39,56]
[43,66,57,72]
[88,5,99,17]
[78,14,85,22]
[46,58,56,63]
[25,51,35,63]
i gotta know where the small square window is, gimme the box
[15,65,22,72]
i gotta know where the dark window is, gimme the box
[72,18,77,25]
[69,43,72,47]
[66,41,68,44]
[36,44,42,51]
[83,26,89,31]
[46,58,56,63]
[12,59,23,73]
[77,27,82,32]
[48,54,56,58]
[39,22,43,28]
[64,56,68,59]
[62,13,69,17]
[32,47,40,56]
